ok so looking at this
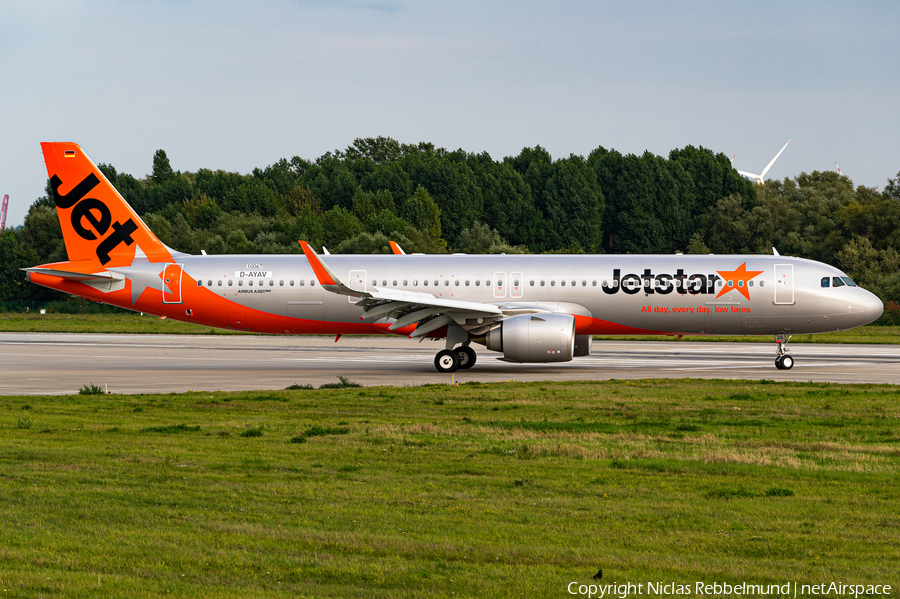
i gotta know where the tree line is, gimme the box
[2,136,898,316]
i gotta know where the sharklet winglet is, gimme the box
[299,240,367,298]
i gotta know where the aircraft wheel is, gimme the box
[781,355,794,370]
[435,349,460,373]
[775,357,784,370]
[456,346,477,369]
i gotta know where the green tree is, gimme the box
[151,149,175,185]
[0,230,25,300]
[285,186,320,217]
[400,186,442,243]
[321,207,364,249]
[454,222,528,254]
[334,232,395,254]
[21,204,65,264]
[836,235,900,302]
[475,160,545,250]
[401,151,482,243]
[540,156,604,252]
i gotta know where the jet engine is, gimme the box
[482,313,577,363]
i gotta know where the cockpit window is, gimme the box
[841,277,857,287]
[821,277,830,288]
[832,277,845,288]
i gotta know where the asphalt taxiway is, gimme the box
[2,332,899,394]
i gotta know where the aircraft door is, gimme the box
[493,272,507,298]
[348,270,366,303]
[162,263,184,304]
[510,272,524,298]
[774,264,794,305]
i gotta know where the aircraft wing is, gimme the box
[300,241,513,337]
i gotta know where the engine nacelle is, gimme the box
[574,334,592,357]
[485,313,575,363]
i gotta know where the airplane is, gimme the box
[25,142,884,373]
[736,139,791,184]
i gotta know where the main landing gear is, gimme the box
[774,334,794,370]
[434,344,477,373]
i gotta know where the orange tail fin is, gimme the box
[41,142,174,267]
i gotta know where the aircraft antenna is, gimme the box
[0,195,8,231]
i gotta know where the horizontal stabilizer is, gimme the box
[23,267,124,282]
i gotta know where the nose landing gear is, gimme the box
[774,334,794,369]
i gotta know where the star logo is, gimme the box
[715,262,763,301]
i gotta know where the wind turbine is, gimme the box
[834,160,882,192]
[735,140,791,184]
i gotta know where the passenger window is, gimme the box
[592,281,597,286]
[279,280,284,286]
[269,280,274,287]
[738,280,744,287]
[310,280,315,286]
[218,280,223,287]
[749,281,754,287]
[833,277,845,287]
[289,280,294,286]
[403,280,408,286]
[228,280,233,287]
[485,279,490,287]
[582,280,586,286]
[435,280,439,286]
[821,277,830,288]
[454,280,459,286]
[551,280,555,286]
[382,280,387,287]
[760,281,765,287]
[445,280,450,286]
[238,280,243,287]
[248,280,253,286]
[393,280,398,286]
[299,280,304,286]
[571,280,575,286]
[424,280,428,286]
[717,280,723,287]
[497,279,503,287]
[513,279,519,287]
[414,280,418,286]
[475,280,480,286]
[530,280,535,286]
[197,280,202,287]
[540,280,545,286]
[372,280,377,287]
[465,280,470,286]
[561,280,565,286]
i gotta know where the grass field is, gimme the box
[1,312,898,343]
[2,379,898,597]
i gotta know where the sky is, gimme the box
[1,0,898,227]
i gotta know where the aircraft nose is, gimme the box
[860,290,884,323]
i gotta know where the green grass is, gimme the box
[1,312,898,342]
[0,312,251,334]
[1,379,898,597]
